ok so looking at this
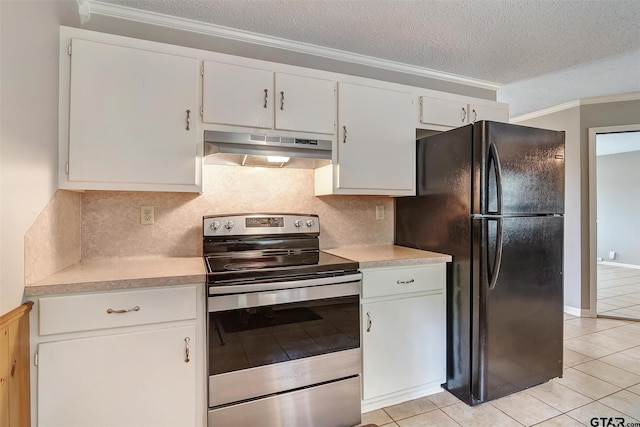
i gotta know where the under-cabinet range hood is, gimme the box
[204,130,332,168]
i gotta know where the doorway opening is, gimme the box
[588,125,640,320]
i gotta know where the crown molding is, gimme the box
[86,0,501,91]
[511,92,640,123]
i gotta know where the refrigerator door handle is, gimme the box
[487,142,503,215]
[488,218,503,290]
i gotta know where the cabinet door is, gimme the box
[337,83,414,192]
[37,326,196,427]
[202,61,273,128]
[68,39,199,186]
[274,73,335,134]
[420,96,468,127]
[362,294,445,400]
[468,103,509,123]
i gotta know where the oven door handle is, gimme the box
[208,272,363,296]
[208,275,362,312]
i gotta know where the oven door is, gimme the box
[207,274,361,408]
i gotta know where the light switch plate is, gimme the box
[375,205,384,220]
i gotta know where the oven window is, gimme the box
[209,295,359,375]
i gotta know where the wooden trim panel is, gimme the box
[0,301,33,427]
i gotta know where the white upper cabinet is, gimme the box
[203,61,336,135]
[315,82,414,196]
[202,62,273,129]
[274,73,336,134]
[62,37,201,192]
[419,95,509,128]
[468,102,510,123]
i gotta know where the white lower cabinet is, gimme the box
[38,326,196,427]
[360,264,446,411]
[30,284,205,427]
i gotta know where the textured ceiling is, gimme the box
[94,0,640,115]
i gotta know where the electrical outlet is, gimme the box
[375,205,385,220]
[140,206,154,225]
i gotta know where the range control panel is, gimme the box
[203,214,320,237]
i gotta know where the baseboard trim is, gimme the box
[361,381,444,413]
[598,261,640,270]
[564,306,595,317]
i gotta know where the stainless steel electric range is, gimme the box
[204,213,362,427]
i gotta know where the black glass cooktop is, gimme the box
[205,251,358,285]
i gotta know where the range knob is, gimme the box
[209,221,220,231]
[306,219,315,228]
[294,219,303,228]
[224,221,234,230]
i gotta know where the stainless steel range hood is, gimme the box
[204,130,332,168]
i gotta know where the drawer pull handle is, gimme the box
[397,279,415,285]
[185,109,191,131]
[366,311,372,332]
[263,89,268,108]
[280,91,285,110]
[184,337,191,363]
[106,305,140,314]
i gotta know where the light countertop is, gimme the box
[324,244,451,268]
[24,257,206,297]
[25,245,450,297]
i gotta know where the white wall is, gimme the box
[514,98,640,314]
[596,150,640,266]
[0,0,78,315]
[515,107,582,312]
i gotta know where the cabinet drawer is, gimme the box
[362,264,445,299]
[38,285,198,336]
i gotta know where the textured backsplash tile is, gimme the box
[25,190,81,284]
[81,165,395,259]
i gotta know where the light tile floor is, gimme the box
[597,264,640,319]
[359,314,640,426]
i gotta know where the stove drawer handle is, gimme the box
[397,279,415,285]
[106,305,140,314]
[366,311,372,332]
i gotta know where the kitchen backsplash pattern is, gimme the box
[24,190,81,284]
[81,165,395,259]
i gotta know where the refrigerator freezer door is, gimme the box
[472,215,564,403]
[473,121,565,216]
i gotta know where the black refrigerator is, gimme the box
[395,121,565,405]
